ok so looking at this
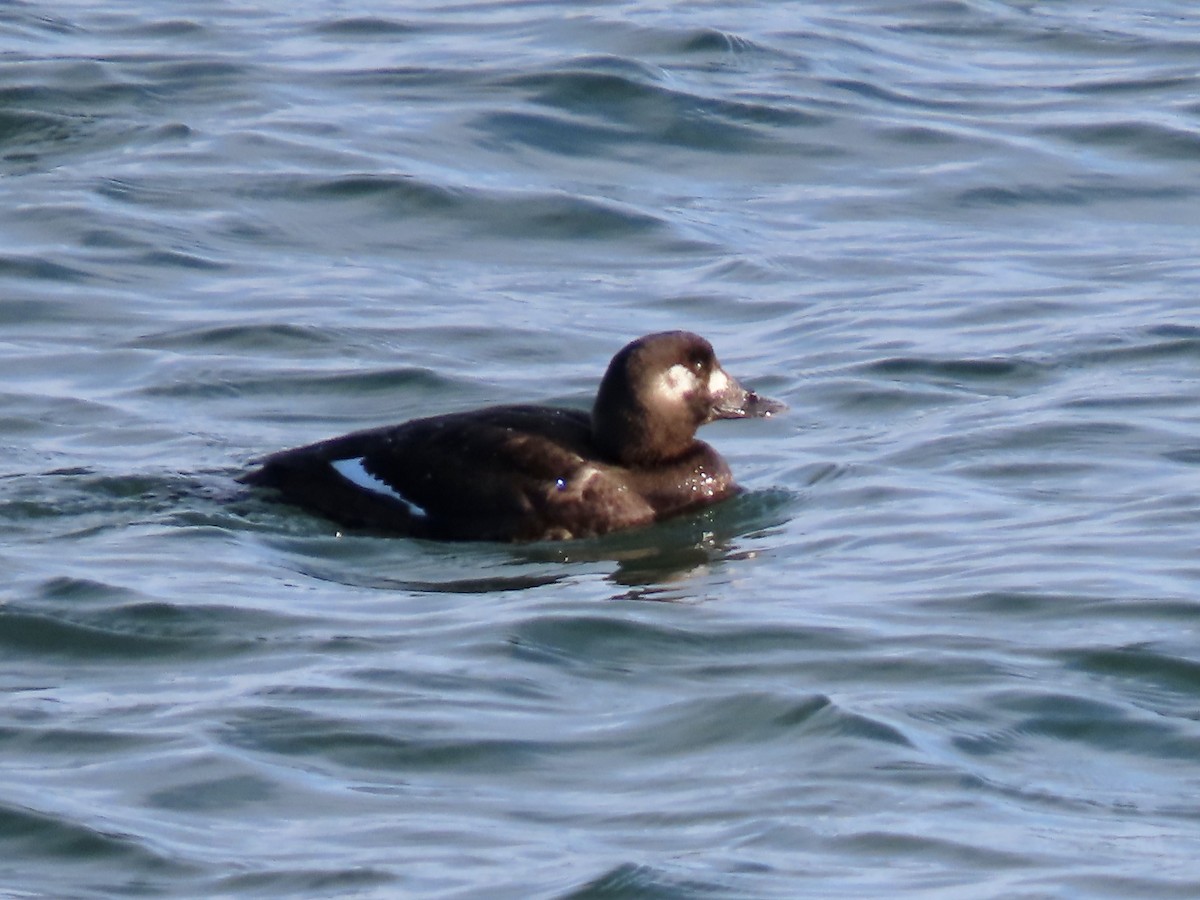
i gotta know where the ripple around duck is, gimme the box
[955,183,1093,209]
[119,57,261,96]
[256,485,795,596]
[309,16,420,38]
[495,63,824,150]
[560,862,731,900]
[0,7,78,38]
[2,463,259,527]
[0,600,265,661]
[863,355,1048,388]
[0,108,83,151]
[0,798,189,871]
[210,867,398,898]
[0,469,180,531]
[1063,645,1200,701]
[0,253,91,283]
[128,322,342,354]
[1040,119,1200,162]
[290,561,569,595]
[508,614,709,672]
[601,693,914,758]
[214,685,915,789]
[954,689,1200,763]
[0,63,149,112]
[506,613,857,675]
[139,363,451,402]
[1061,326,1200,368]
[250,173,671,242]
[674,25,767,56]
[219,705,552,776]
[106,17,208,39]
[0,94,178,175]
[550,70,813,132]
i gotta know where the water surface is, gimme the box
[3,1,1200,896]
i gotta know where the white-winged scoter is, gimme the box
[244,330,783,542]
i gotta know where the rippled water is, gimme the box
[3,1,1200,896]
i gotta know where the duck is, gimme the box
[243,330,783,542]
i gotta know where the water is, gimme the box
[3,0,1200,896]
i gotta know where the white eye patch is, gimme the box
[658,363,699,397]
[707,366,731,395]
[331,457,427,519]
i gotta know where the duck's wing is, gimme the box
[246,406,654,540]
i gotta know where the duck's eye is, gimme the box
[689,355,706,374]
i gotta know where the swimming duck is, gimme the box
[244,330,783,541]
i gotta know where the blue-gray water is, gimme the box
[3,1,1200,896]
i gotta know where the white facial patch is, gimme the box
[707,366,731,396]
[658,363,699,398]
[331,457,427,519]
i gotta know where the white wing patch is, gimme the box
[331,457,428,519]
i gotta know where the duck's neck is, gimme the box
[591,392,694,468]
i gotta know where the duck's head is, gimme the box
[591,331,785,466]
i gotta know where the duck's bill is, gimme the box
[737,389,786,418]
[711,373,787,420]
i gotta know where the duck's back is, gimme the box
[246,405,660,541]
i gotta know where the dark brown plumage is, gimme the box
[243,331,783,542]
